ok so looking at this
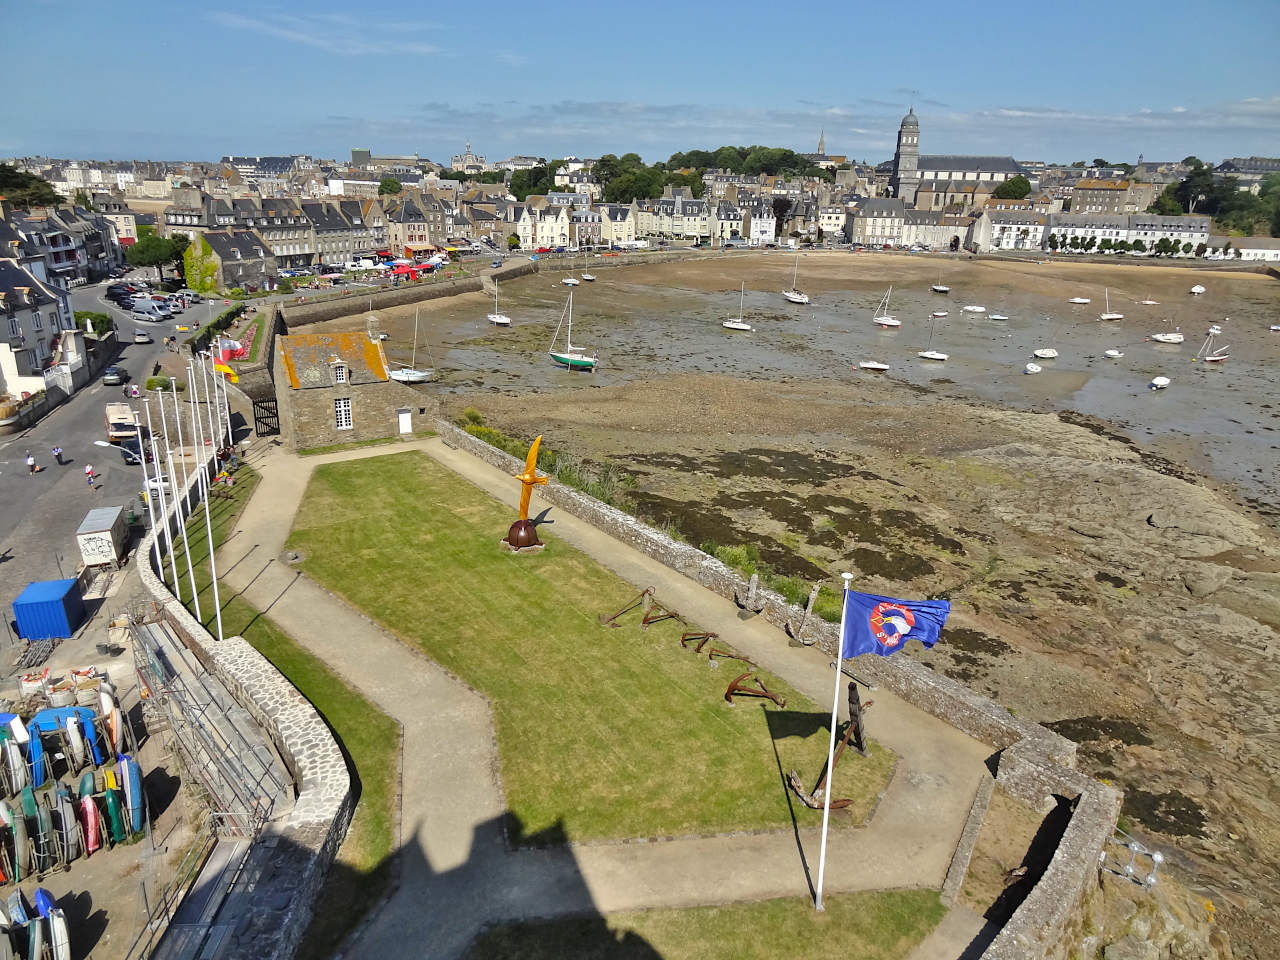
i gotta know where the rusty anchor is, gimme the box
[724,672,786,708]
[598,587,654,627]
[641,599,684,629]
[788,683,874,810]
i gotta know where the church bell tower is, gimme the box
[890,108,920,206]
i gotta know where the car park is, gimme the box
[102,365,128,385]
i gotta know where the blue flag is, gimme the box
[839,589,950,658]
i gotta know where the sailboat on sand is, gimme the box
[389,308,434,382]
[782,253,810,304]
[487,283,512,326]
[918,312,948,361]
[722,282,753,331]
[1098,288,1124,321]
[548,290,598,371]
[872,286,900,327]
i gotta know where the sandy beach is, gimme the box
[316,253,1280,954]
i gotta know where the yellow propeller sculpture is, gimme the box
[504,435,548,550]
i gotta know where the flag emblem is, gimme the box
[869,602,914,647]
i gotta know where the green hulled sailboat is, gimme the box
[548,290,598,371]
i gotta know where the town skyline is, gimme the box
[6,0,1278,164]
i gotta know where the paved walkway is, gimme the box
[217,436,990,960]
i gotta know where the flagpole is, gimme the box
[814,571,853,912]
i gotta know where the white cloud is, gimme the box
[210,11,440,56]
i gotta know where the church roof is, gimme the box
[900,108,918,129]
[919,155,1022,174]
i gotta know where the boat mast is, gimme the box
[411,308,419,368]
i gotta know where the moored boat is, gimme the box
[1025,362,1042,374]
[857,361,889,371]
[962,304,985,314]
[1149,375,1171,389]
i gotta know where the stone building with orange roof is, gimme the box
[274,327,434,449]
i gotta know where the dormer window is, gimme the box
[331,359,348,384]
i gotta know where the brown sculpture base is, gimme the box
[501,519,545,554]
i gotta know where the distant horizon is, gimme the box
[5,1,1278,165]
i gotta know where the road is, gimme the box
[0,276,199,621]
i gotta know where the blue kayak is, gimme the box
[33,887,56,918]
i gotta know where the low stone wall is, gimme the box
[279,275,484,329]
[137,464,353,960]
[436,417,1120,959]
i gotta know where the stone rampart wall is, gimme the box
[436,417,1120,960]
[137,462,353,960]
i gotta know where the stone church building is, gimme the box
[886,109,1022,212]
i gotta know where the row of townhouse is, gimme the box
[2,200,124,286]
[969,211,1211,254]
[0,215,90,405]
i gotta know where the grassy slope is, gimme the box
[176,470,399,959]
[286,451,893,843]
[464,889,946,960]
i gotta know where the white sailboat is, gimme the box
[487,284,512,327]
[1195,332,1229,363]
[962,304,986,314]
[1033,315,1060,359]
[782,253,809,304]
[562,276,580,286]
[581,248,596,282]
[548,290,597,371]
[1068,296,1091,305]
[931,273,950,294]
[1098,288,1124,321]
[872,286,899,327]
[930,309,948,318]
[1149,376,1171,390]
[918,313,948,361]
[1149,329,1184,344]
[989,312,1010,321]
[722,282,753,331]
[858,361,890,371]
[389,308,434,382]
[1103,349,1124,359]
[1190,284,1206,295]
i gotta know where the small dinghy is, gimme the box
[989,313,1010,321]
[1025,362,1042,374]
[1149,376,1171,390]
[1103,349,1124,359]
[1033,348,1059,359]
[580,272,596,282]
[1271,324,1280,332]
[1149,331,1184,344]
[962,304,986,313]
[49,908,70,960]
[917,350,949,361]
[1190,284,1206,295]
[1138,297,1160,305]
[930,310,948,318]
[858,361,890,371]
[1068,296,1091,304]
[562,276,579,286]
[120,754,144,835]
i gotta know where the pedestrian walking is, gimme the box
[51,445,64,465]
[26,452,37,475]
[84,463,96,488]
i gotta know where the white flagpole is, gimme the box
[814,571,853,911]
[199,351,218,461]
[163,384,201,620]
[134,409,163,582]
[188,360,224,642]
[144,399,182,598]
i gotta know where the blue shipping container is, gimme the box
[13,579,86,640]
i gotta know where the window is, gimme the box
[32,311,43,330]
[334,397,353,430]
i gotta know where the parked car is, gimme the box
[145,473,171,496]
[535,246,552,254]
[119,436,153,465]
[490,259,502,268]
[131,301,170,321]
[175,288,202,301]
[102,365,128,385]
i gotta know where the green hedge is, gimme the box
[186,303,247,354]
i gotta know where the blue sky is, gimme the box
[6,0,1278,166]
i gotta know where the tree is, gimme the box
[1092,158,1109,168]
[992,175,1031,200]
[1047,233,1059,251]
[1154,237,1174,256]
[1131,238,1146,253]
[73,189,94,210]
[183,236,218,293]
[74,311,113,336]
[1069,236,1081,249]
[0,163,63,208]
[276,277,294,294]
[771,197,793,237]
[1070,161,1086,168]
[1114,239,1130,252]
[1149,184,1183,216]
[1195,242,1208,257]
[1084,236,1097,252]
[507,233,520,250]
[1182,156,1202,167]
[378,177,402,195]
[128,233,186,282]
[1182,242,1193,255]
[1099,238,1112,251]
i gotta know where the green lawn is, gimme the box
[287,451,894,843]
[176,470,400,959]
[464,889,945,960]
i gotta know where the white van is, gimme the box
[130,301,171,321]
